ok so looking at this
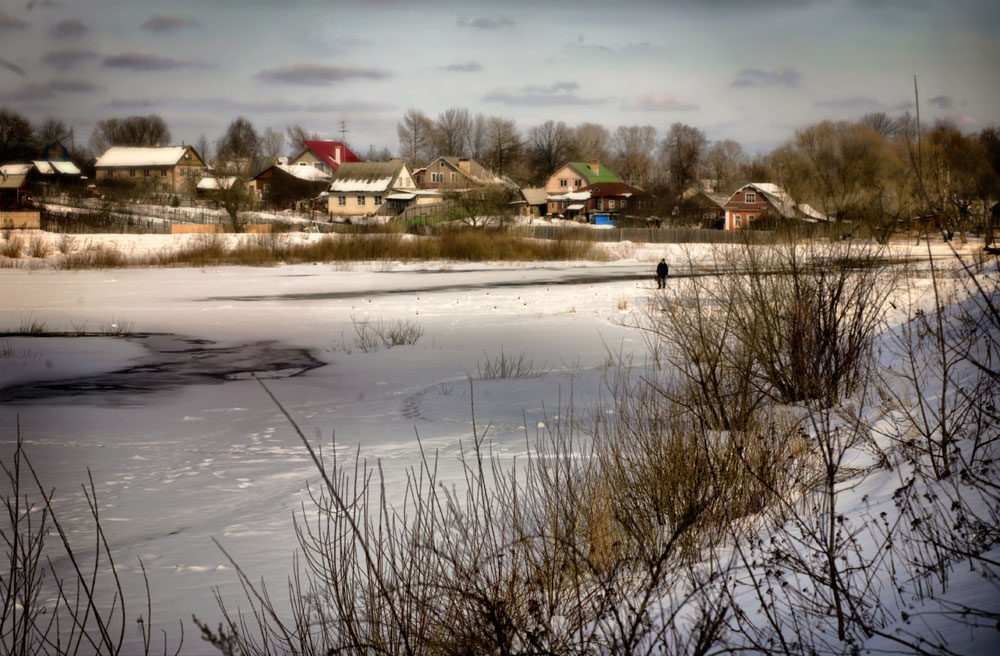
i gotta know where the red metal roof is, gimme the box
[293,140,361,171]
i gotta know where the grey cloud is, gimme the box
[1,58,26,76]
[0,10,30,30]
[51,17,87,37]
[731,68,800,88]
[443,62,484,73]
[46,79,103,93]
[306,101,397,113]
[929,95,955,109]
[457,16,515,29]
[103,52,211,71]
[142,15,199,32]
[105,99,156,110]
[0,79,102,102]
[44,49,100,70]
[623,93,697,111]
[255,63,390,85]
[484,83,605,106]
[570,37,656,54]
[813,96,882,109]
[523,81,579,94]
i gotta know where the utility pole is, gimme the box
[339,120,349,144]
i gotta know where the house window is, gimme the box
[559,179,568,187]
[357,196,366,206]
[620,199,627,209]
[262,183,270,194]
[574,178,582,187]
[432,172,443,183]
[597,198,603,210]
[161,170,167,177]
[451,173,458,182]
[609,199,616,209]
[338,196,346,206]
[144,169,150,177]
[374,196,382,205]
[130,169,135,177]
[745,192,756,204]
[734,214,742,228]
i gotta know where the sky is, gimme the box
[1,0,998,158]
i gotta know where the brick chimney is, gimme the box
[334,146,341,163]
[458,158,471,174]
[589,160,599,175]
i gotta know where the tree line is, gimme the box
[3,105,998,232]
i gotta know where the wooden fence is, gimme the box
[0,211,41,229]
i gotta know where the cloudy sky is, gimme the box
[1,0,997,156]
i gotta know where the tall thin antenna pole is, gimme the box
[914,75,923,186]
[339,120,349,143]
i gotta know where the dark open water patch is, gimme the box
[0,334,324,403]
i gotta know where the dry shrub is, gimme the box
[26,233,51,258]
[57,233,76,254]
[1,233,23,258]
[160,233,230,266]
[59,243,130,269]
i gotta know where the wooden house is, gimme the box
[94,146,206,195]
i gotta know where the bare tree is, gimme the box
[34,118,71,149]
[396,107,434,166]
[212,117,262,232]
[194,133,212,164]
[703,139,746,194]
[0,109,35,162]
[570,122,612,164]
[659,122,707,193]
[433,107,472,157]
[612,124,658,188]
[484,116,521,178]
[259,127,284,159]
[364,144,394,162]
[526,120,572,184]
[859,111,898,139]
[468,112,489,162]
[89,114,171,153]
[285,123,319,154]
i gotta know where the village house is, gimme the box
[0,164,33,206]
[327,159,416,217]
[673,187,728,229]
[288,140,360,175]
[252,164,330,210]
[723,182,827,230]
[544,160,620,194]
[412,156,502,189]
[94,145,206,195]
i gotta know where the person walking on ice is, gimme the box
[656,258,669,289]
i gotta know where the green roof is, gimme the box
[569,162,620,184]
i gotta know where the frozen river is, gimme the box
[1,260,654,654]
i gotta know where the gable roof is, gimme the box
[32,160,81,176]
[292,140,361,171]
[425,156,500,183]
[578,181,644,197]
[328,160,407,193]
[567,161,620,185]
[725,182,829,221]
[94,146,199,168]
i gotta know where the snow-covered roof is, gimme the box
[197,176,237,190]
[567,203,585,211]
[386,192,416,200]
[32,160,81,175]
[328,161,408,193]
[330,177,394,193]
[95,146,190,168]
[1,163,33,176]
[548,191,592,202]
[277,164,330,182]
